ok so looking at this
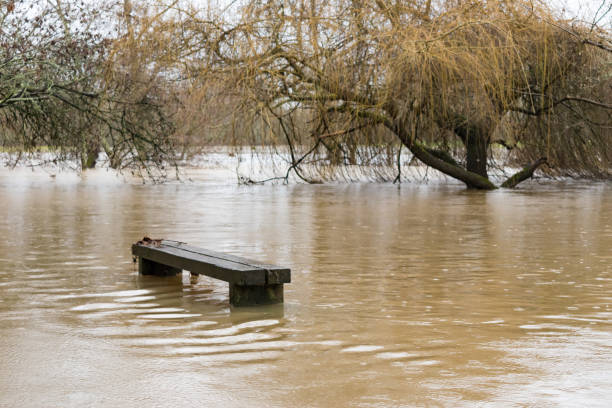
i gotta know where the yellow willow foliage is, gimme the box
[117,0,610,181]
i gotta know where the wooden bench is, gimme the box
[132,240,290,307]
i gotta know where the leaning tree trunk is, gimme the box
[384,117,497,190]
[375,108,543,190]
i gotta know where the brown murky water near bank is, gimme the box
[1,172,611,407]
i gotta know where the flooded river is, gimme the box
[1,171,611,407]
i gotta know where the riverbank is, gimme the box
[1,147,561,187]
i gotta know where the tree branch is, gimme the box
[500,157,547,188]
[423,147,460,167]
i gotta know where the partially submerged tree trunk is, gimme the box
[81,141,100,170]
[384,117,498,190]
[383,113,544,190]
[501,158,548,188]
[447,114,490,181]
[464,133,489,179]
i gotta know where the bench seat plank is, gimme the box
[160,242,291,284]
[132,241,290,286]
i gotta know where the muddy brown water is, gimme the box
[1,172,611,407]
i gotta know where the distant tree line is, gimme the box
[162,0,611,188]
[1,0,610,187]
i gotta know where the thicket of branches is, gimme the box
[0,0,610,187]
[152,0,611,187]
[0,0,176,178]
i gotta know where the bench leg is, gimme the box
[138,257,181,276]
[229,284,284,307]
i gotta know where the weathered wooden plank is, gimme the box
[161,242,288,271]
[132,241,290,285]
[160,241,291,284]
[132,244,263,285]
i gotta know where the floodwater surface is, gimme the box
[1,171,611,407]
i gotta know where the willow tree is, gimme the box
[167,0,610,188]
[0,0,175,176]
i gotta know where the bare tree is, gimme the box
[0,0,176,178]
[155,0,610,187]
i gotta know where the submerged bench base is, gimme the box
[230,283,284,307]
[139,258,181,276]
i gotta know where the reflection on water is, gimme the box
[0,172,611,407]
